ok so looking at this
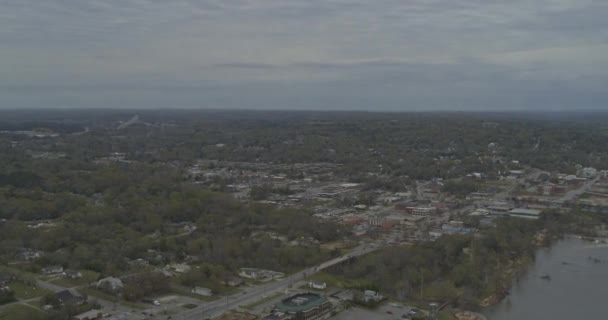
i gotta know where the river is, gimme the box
[483,236,608,320]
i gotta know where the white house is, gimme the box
[363,290,383,302]
[41,265,64,275]
[191,287,213,296]
[308,281,327,290]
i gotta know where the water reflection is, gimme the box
[484,236,608,320]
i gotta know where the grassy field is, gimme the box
[8,281,50,300]
[0,303,46,320]
[50,270,99,288]
[169,285,220,302]
[308,272,373,289]
[81,288,145,310]
[0,266,38,281]
[438,311,457,320]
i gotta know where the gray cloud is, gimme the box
[0,0,606,110]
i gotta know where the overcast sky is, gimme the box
[1,0,607,110]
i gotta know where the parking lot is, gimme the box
[332,304,418,320]
[105,311,145,320]
[136,294,207,318]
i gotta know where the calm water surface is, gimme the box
[484,236,608,320]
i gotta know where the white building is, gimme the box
[308,281,327,290]
[41,265,64,275]
[412,207,436,216]
[579,167,598,179]
[363,290,383,302]
[191,287,213,296]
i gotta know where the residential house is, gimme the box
[56,289,85,305]
[42,265,64,275]
[72,309,102,320]
[191,287,213,296]
[308,281,327,290]
[63,269,82,279]
[363,290,383,303]
[224,277,244,287]
[96,277,124,292]
[16,249,42,261]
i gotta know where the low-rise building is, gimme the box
[56,289,85,305]
[18,249,43,261]
[579,167,598,179]
[191,287,213,296]
[96,277,123,292]
[225,277,244,287]
[412,207,437,216]
[72,309,102,320]
[509,208,541,220]
[271,293,332,320]
[42,265,64,275]
[63,269,82,279]
[487,206,511,215]
[362,290,383,303]
[167,263,191,274]
[239,268,285,281]
[308,281,327,290]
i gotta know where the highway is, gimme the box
[176,244,379,319]
[153,170,588,319]
[30,244,379,320]
[35,169,548,320]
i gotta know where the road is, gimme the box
[173,170,544,319]
[29,244,378,320]
[560,177,599,202]
[177,244,379,320]
[36,279,132,314]
[32,169,547,320]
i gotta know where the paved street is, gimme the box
[176,244,379,319]
[23,169,551,320]
[560,177,599,202]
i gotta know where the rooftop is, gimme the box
[276,293,328,313]
[509,208,542,216]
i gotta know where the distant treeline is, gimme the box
[0,121,84,133]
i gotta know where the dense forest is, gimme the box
[0,158,344,278]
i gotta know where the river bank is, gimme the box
[477,230,550,308]
[482,235,608,319]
